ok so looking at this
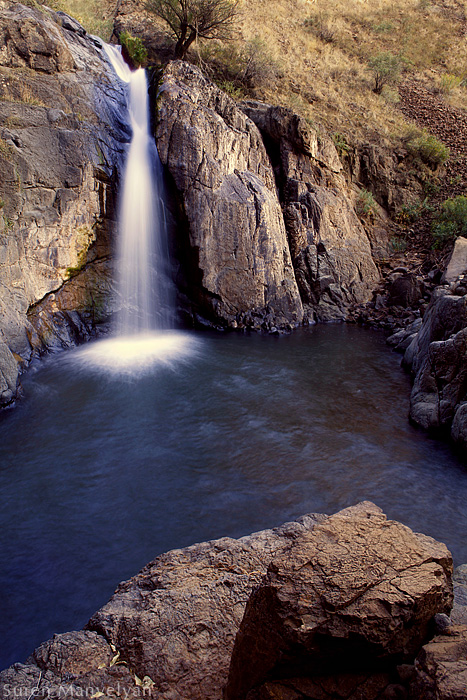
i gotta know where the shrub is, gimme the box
[356,189,377,220]
[406,130,450,167]
[439,74,462,95]
[332,132,350,158]
[119,32,148,68]
[368,52,404,94]
[432,195,467,246]
[396,197,434,225]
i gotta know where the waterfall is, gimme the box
[104,44,173,335]
[76,45,196,372]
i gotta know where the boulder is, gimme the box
[387,273,424,308]
[402,289,467,441]
[87,514,325,700]
[156,61,304,331]
[240,101,380,322]
[0,2,127,405]
[225,502,453,700]
[0,504,456,700]
[410,625,467,699]
[442,236,467,284]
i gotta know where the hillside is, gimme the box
[31,0,467,271]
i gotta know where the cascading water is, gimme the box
[78,45,195,371]
[104,44,173,334]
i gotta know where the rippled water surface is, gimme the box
[1,325,466,669]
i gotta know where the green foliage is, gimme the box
[389,236,407,252]
[119,32,148,67]
[356,188,377,219]
[368,52,404,94]
[439,73,462,95]
[216,80,244,99]
[146,0,239,60]
[332,132,350,158]
[373,21,394,33]
[396,197,434,225]
[432,195,467,246]
[406,129,450,167]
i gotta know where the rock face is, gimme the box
[410,626,467,699]
[241,102,380,322]
[156,61,304,331]
[401,283,467,443]
[1,503,456,700]
[0,2,127,406]
[87,514,325,700]
[225,502,453,700]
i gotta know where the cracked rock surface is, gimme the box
[0,2,126,405]
[225,502,453,700]
[1,503,456,700]
[156,60,304,331]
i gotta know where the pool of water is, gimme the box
[1,324,466,670]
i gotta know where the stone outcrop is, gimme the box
[0,2,127,406]
[240,101,380,322]
[400,271,467,444]
[225,502,452,700]
[410,625,467,699]
[156,61,304,331]
[0,503,457,700]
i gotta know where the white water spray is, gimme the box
[105,44,173,334]
[75,45,196,372]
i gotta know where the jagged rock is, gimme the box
[401,290,467,437]
[387,273,424,308]
[442,236,467,284]
[0,631,139,700]
[156,61,304,330]
[225,502,453,700]
[403,290,467,375]
[387,317,422,353]
[0,2,127,405]
[452,564,467,626]
[409,625,467,699]
[240,101,380,322]
[87,514,325,700]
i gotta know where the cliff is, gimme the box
[0,2,128,406]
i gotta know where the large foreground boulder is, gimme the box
[225,502,452,700]
[0,503,455,700]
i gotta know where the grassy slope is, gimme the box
[38,0,467,146]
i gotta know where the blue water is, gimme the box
[0,324,466,670]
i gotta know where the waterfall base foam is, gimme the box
[74,331,198,373]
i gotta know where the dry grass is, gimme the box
[193,0,467,148]
[36,0,115,40]
[29,0,467,148]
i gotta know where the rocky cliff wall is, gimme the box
[386,237,467,451]
[156,62,380,329]
[0,2,127,406]
[1,502,465,700]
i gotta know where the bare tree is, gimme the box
[146,0,239,60]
